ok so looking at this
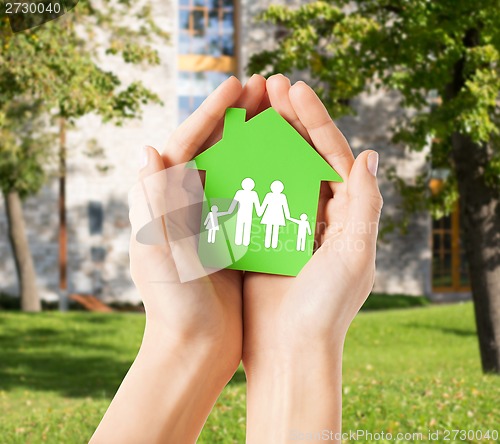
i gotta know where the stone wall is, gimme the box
[337,90,431,296]
[0,0,177,303]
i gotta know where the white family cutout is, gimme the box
[204,178,312,251]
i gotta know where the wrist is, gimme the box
[244,328,346,370]
[92,315,240,444]
[244,339,344,382]
[141,318,241,381]
[244,342,344,443]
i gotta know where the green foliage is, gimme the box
[1,304,499,443]
[249,0,500,222]
[0,99,55,197]
[0,1,168,196]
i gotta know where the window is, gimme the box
[178,71,233,123]
[432,204,470,292]
[88,201,103,235]
[178,0,236,122]
[179,0,234,57]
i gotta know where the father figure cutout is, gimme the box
[225,178,262,246]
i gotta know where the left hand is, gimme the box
[241,75,383,443]
[243,74,383,368]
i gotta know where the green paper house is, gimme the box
[191,107,343,276]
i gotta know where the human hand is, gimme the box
[242,75,383,441]
[244,74,382,354]
[130,75,268,359]
[91,75,269,444]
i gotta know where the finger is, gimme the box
[130,146,189,284]
[289,81,354,183]
[203,74,267,148]
[236,74,267,118]
[266,74,310,142]
[140,146,171,221]
[255,91,271,114]
[129,146,167,243]
[345,150,383,255]
[128,146,171,285]
[140,145,165,180]
[315,182,333,247]
[163,76,243,167]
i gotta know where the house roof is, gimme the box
[192,107,343,183]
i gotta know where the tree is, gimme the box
[249,0,500,373]
[0,1,168,311]
[0,100,53,311]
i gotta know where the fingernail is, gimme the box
[140,146,149,169]
[367,152,379,176]
[245,73,258,85]
[216,75,235,91]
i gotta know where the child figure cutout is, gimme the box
[288,213,312,251]
[204,205,223,244]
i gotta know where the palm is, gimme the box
[243,180,360,353]
[130,236,242,339]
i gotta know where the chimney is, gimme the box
[223,108,246,139]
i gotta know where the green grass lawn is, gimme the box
[0,303,499,443]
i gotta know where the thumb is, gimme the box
[129,146,166,242]
[130,146,212,284]
[139,145,165,179]
[346,150,383,255]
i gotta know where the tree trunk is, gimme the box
[445,27,500,373]
[451,134,500,373]
[58,117,69,311]
[3,190,41,312]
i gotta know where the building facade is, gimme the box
[0,0,469,303]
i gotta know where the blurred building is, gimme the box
[0,0,470,304]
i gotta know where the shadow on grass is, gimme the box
[0,351,129,398]
[0,313,248,399]
[361,293,429,311]
[0,315,137,399]
[405,323,477,337]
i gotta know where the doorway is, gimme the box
[432,205,470,292]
